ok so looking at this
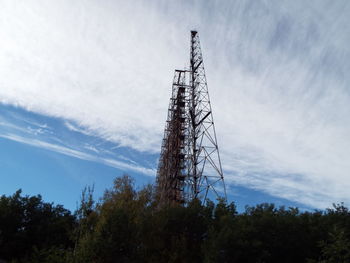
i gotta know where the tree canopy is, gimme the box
[1,175,350,262]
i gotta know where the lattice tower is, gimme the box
[156,31,226,205]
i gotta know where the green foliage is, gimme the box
[2,176,350,262]
[0,189,75,262]
[318,226,350,263]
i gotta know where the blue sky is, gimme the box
[0,103,304,211]
[0,0,349,211]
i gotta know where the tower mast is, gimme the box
[157,31,226,205]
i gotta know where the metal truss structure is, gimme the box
[156,31,226,206]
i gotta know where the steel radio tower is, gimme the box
[156,31,226,206]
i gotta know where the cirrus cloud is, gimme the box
[0,0,349,208]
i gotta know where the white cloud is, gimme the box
[64,121,96,137]
[0,0,349,208]
[0,133,155,176]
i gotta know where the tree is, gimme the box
[0,190,75,262]
[318,226,350,263]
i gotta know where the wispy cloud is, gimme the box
[0,133,155,177]
[64,121,96,137]
[0,0,349,208]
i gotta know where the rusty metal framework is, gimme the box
[156,31,226,205]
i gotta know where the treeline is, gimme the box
[1,175,350,262]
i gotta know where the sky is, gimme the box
[0,0,349,211]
